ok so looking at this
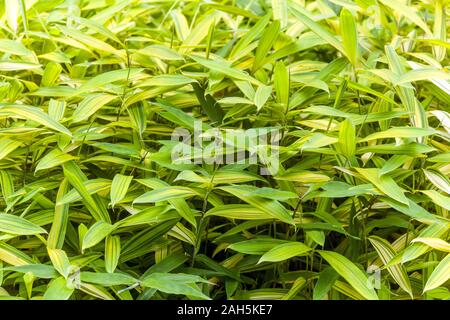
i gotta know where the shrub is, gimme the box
[0,0,449,300]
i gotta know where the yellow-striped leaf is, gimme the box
[319,250,379,300]
[424,254,450,292]
[0,213,46,235]
[105,235,121,274]
[259,242,311,263]
[368,236,413,297]
[110,174,133,208]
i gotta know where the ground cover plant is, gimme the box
[0,0,449,300]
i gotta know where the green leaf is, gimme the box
[253,20,280,72]
[41,62,62,87]
[141,272,210,300]
[155,102,211,131]
[388,221,450,266]
[110,174,133,208]
[249,188,298,201]
[114,206,174,228]
[0,39,32,56]
[337,119,356,159]
[380,155,412,176]
[356,143,435,155]
[35,149,76,173]
[271,0,288,28]
[190,83,224,124]
[356,168,408,205]
[340,8,358,66]
[0,171,14,209]
[190,55,261,86]
[47,248,72,278]
[180,12,218,55]
[319,250,379,300]
[313,267,339,300]
[72,93,117,123]
[105,235,121,273]
[259,242,311,263]
[0,61,41,71]
[80,272,136,286]
[0,241,34,266]
[230,13,271,59]
[254,85,272,112]
[274,61,289,107]
[432,0,446,61]
[5,0,19,33]
[47,179,70,249]
[43,277,74,300]
[82,221,116,251]
[424,254,450,293]
[138,45,184,61]
[0,105,71,136]
[290,5,345,55]
[136,179,196,227]
[57,25,124,58]
[219,185,294,225]
[120,220,180,263]
[228,239,288,255]
[398,68,450,84]
[0,139,22,161]
[360,127,436,142]
[62,161,110,223]
[2,264,58,279]
[133,186,196,204]
[381,197,440,224]
[275,170,330,183]
[76,68,143,94]
[368,236,413,297]
[0,213,47,235]
[205,204,273,220]
[411,237,450,253]
[58,179,111,205]
[48,99,66,122]
[379,0,432,36]
[423,169,450,194]
[138,75,196,87]
[421,190,450,211]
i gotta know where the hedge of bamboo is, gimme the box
[0,0,449,300]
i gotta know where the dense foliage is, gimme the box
[0,0,449,300]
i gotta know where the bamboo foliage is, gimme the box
[0,0,448,300]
